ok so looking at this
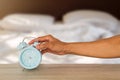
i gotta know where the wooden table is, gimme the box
[0,64,120,80]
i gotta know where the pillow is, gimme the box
[0,14,55,32]
[114,21,120,34]
[63,10,119,32]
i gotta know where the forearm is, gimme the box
[64,35,120,58]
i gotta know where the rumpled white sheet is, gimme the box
[0,21,120,64]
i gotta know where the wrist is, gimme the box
[63,43,72,54]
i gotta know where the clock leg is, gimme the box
[22,68,25,71]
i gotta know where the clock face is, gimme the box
[19,47,42,69]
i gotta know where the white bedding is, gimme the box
[0,11,120,64]
[0,21,120,64]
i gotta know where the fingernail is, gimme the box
[36,45,40,49]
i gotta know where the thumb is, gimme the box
[36,42,49,50]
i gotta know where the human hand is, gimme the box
[29,35,67,55]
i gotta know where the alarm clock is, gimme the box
[17,41,42,70]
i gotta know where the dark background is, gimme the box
[0,0,119,20]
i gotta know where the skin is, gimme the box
[29,35,120,58]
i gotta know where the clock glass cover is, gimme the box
[19,45,42,69]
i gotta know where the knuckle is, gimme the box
[48,35,53,38]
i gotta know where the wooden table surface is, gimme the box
[0,64,120,80]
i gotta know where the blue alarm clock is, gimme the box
[17,40,42,70]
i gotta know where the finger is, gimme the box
[29,35,52,45]
[29,39,36,45]
[36,42,49,50]
[41,49,51,54]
